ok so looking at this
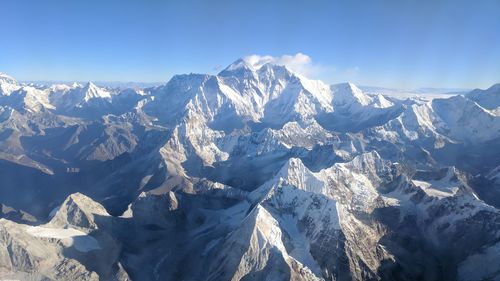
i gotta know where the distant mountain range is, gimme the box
[359,85,471,100]
[21,80,164,89]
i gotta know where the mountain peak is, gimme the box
[331,82,373,106]
[85,81,97,87]
[81,81,111,101]
[487,83,500,92]
[218,58,258,78]
[224,58,254,71]
[467,83,500,110]
[469,83,500,95]
[219,57,296,80]
[257,62,294,77]
[48,193,109,230]
[0,72,18,85]
[274,157,325,192]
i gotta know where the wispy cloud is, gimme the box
[240,53,362,85]
[242,53,334,79]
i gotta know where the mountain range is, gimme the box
[0,59,499,281]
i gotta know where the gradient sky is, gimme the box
[1,0,499,89]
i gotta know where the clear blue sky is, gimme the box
[1,0,499,89]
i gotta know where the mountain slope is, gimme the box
[0,60,499,281]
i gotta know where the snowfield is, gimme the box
[26,226,101,252]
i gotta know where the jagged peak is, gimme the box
[80,81,111,101]
[82,81,100,92]
[258,62,288,72]
[219,57,300,82]
[373,94,394,108]
[244,204,267,221]
[222,58,255,72]
[275,157,325,192]
[237,204,282,239]
[214,204,288,267]
[134,191,178,211]
[127,191,179,226]
[48,192,109,230]
[249,157,322,203]
[331,82,372,106]
[336,151,385,174]
[255,63,296,82]
[162,73,213,91]
[58,193,108,214]
[332,82,360,91]
[49,83,72,92]
[0,72,18,85]
[279,157,308,173]
[218,58,259,80]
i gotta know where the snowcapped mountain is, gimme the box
[51,81,111,106]
[0,59,499,281]
[145,60,333,130]
[0,73,21,96]
[49,82,118,117]
[0,73,17,85]
[468,83,500,112]
[0,74,54,113]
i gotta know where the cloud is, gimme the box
[240,53,360,84]
[242,53,333,78]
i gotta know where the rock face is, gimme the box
[207,205,323,281]
[49,193,111,230]
[0,59,500,280]
[0,193,129,281]
[127,191,178,227]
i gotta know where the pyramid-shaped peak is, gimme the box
[223,58,254,71]
[83,81,102,91]
[276,157,325,191]
[218,58,258,78]
[332,82,363,94]
[81,81,111,101]
[48,192,109,230]
[85,81,97,87]
[331,82,372,106]
[281,157,307,171]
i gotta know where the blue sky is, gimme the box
[1,0,499,89]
